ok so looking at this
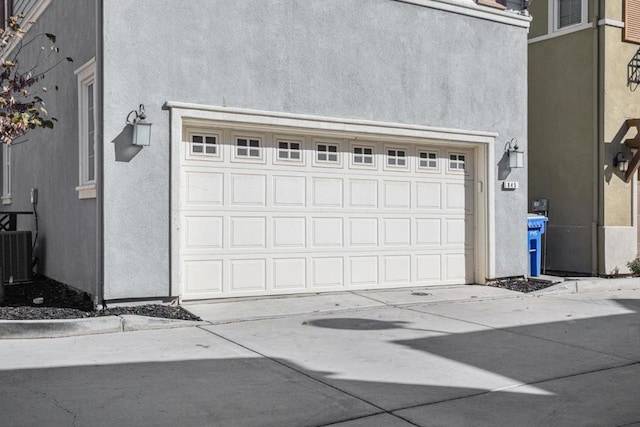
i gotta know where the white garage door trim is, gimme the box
[165,102,496,300]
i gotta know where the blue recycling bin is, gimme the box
[528,215,548,277]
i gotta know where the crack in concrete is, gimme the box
[19,385,78,427]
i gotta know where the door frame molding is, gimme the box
[164,101,496,300]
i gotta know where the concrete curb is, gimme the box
[0,315,208,340]
[532,277,640,296]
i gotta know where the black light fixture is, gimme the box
[614,152,629,172]
[126,104,152,146]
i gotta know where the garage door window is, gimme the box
[386,148,407,168]
[190,134,218,156]
[277,140,302,162]
[236,137,262,159]
[352,145,374,166]
[316,143,339,163]
[418,151,438,170]
[449,153,466,171]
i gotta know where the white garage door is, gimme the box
[179,126,474,300]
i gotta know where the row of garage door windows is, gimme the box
[189,132,467,172]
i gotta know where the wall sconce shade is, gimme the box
[506,138,524,168]
[614,152,629,172]
[127,104,152,146]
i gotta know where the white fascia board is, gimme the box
[163,102,497,146]
[597,19,624,29]
[1,0,53,58]
[392,0,531,28]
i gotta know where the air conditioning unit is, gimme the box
[0,231,32,283]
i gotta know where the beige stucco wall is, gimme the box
[528,28,596,273]
[603,0,622,21]
[602,25,639,227]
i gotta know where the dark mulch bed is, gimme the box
[487,277,556,293]
[0,276,200,321]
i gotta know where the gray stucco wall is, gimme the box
[102,0,529,299]
[3,0,97,294]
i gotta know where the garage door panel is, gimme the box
[445,253,468,282]
[230,217,266,249]
[183,216,223,250]
[231,174,267,206]
[312,257,344,287]
[383,181,411,208]
[184,171,224,206]
[384,255,411,284]
[273,217,306,248]
[383,218,411,247]
[312,218,344,247]
[416,218,442,246]
[312,177,343,207]
[349,179,378,208]
[349,218,378,246]
[273,258,307,290]
[180,130,476,300]
[416,182,442,209]
[416,254,442,282]
[349,256,379,286]
[273,176,306,207]
[183,259,223,294]
[230,259,266,292]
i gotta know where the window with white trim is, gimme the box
[418,151,438,170]
[387,148,407,167]
[553,0,586,31]
[75,58,96,199]
[449,153,466,171]
[191,134,218,155]
[316,143,339,163]
[352,145,374,165]
[2,143,10,203]
[277,140,302,161]
[235,136,261,158]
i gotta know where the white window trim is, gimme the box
[551,0,588,32]
[75,58,96,199]
[2,143,11,204]
[528,0,590,44]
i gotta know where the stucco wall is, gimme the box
[528,28,596,274]
[1,0,97,295]
[102,0,530,299]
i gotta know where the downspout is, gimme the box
[95,0,105,307]
[593,0,602,276]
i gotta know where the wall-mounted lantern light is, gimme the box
[126,104,152,146]
[506,138,524,168]
[614,152,629,172]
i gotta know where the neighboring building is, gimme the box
[528,0,640,275]
[1,0,530,304]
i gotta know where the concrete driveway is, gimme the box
[0,283,639,426]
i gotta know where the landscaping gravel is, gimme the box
[0,276,200,321]
[487,277,555,293]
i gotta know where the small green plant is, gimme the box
[627,257,640,276]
